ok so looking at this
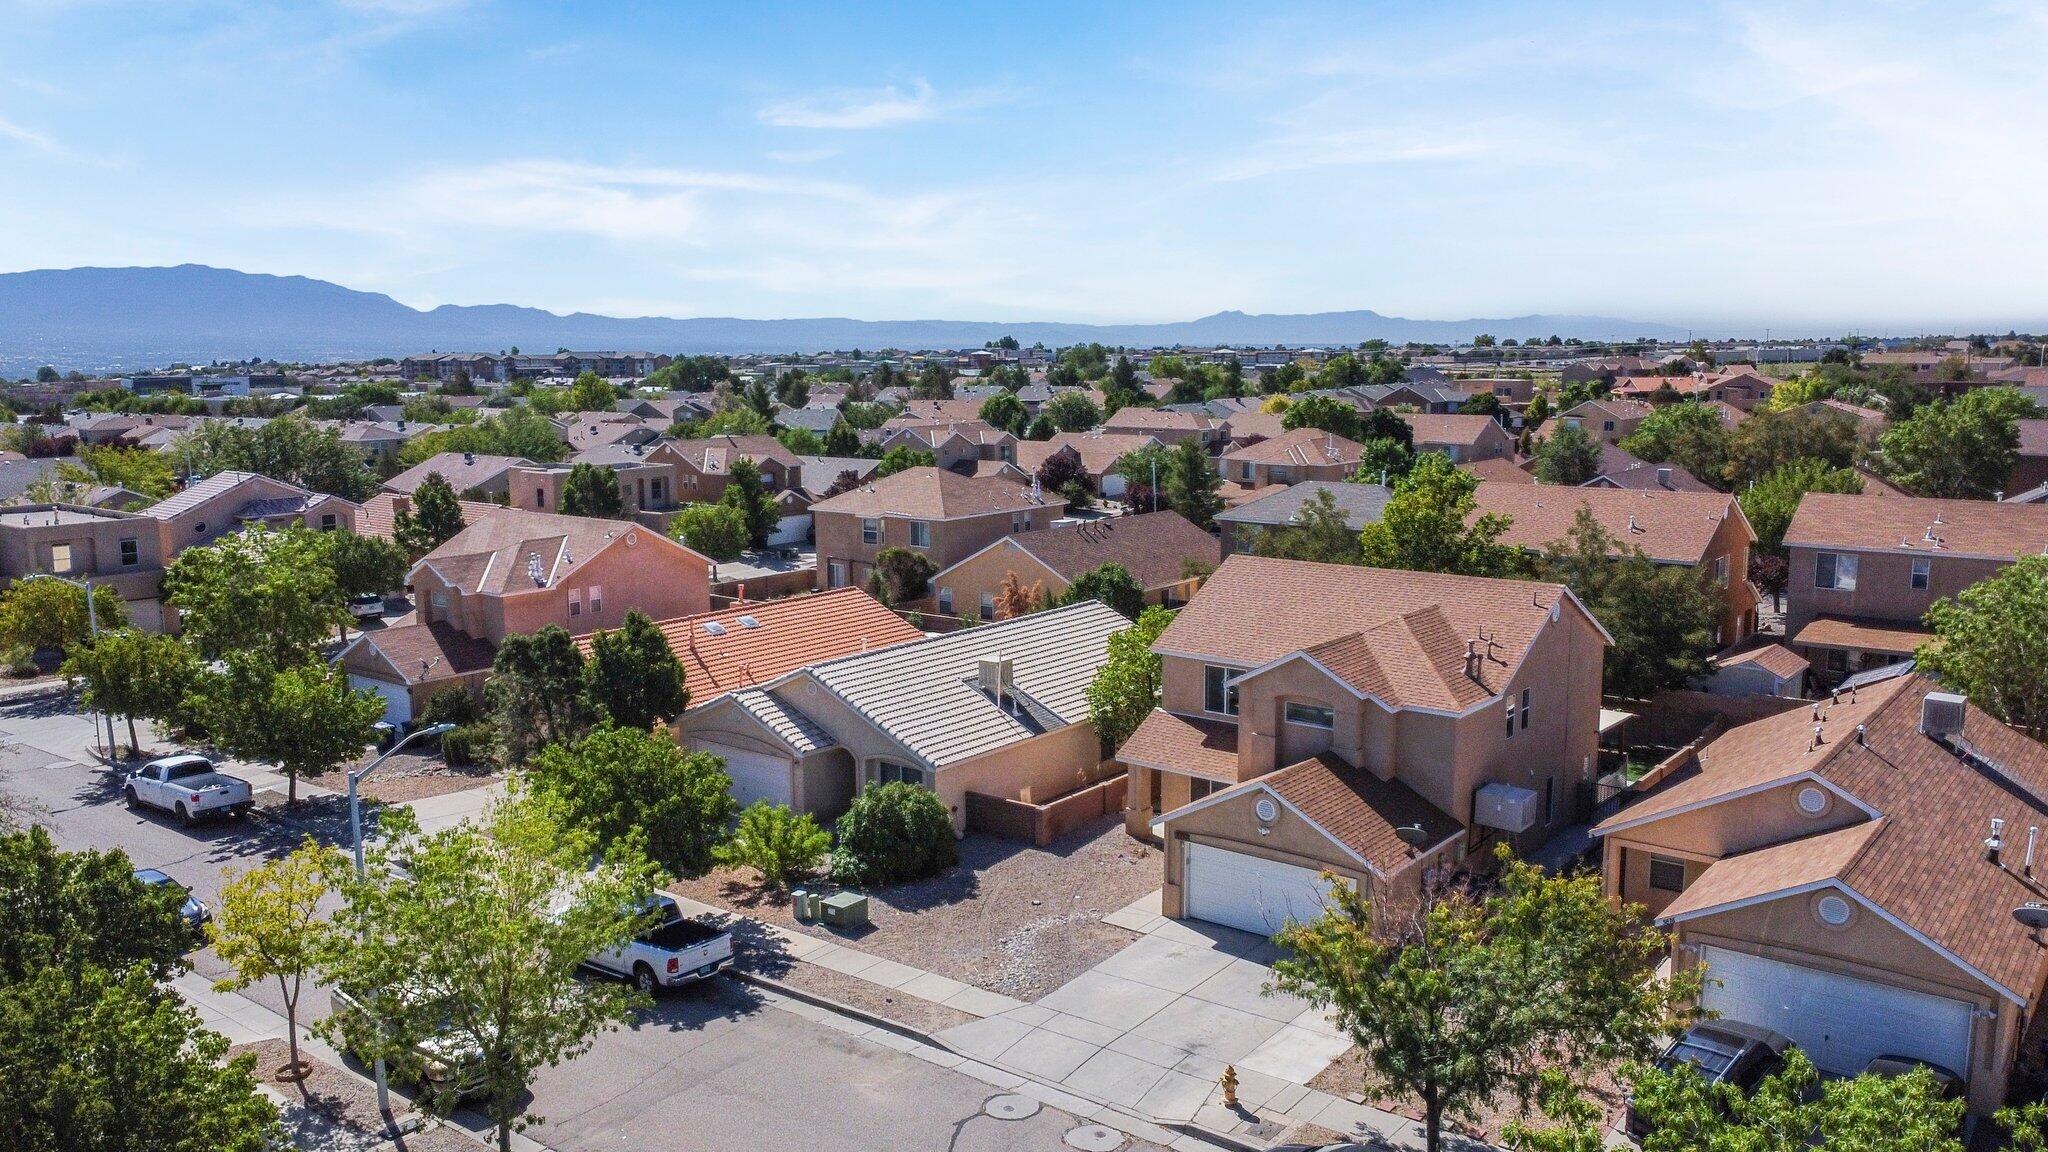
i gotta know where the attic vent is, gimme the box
[527,551,544,586]
[737,615,761,629]
[1920,691,1967,741]
[703,621,728,636]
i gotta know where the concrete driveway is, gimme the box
[935,892,1351,1123]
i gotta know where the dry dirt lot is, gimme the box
[1310,1045,1626,1143]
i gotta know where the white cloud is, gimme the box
[758,79,952,130]
[0,112,60,153]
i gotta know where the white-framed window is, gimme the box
[873,761,926,788]
[1012,512,1032,533]
[1239,462,1254,481]
[589,585,603,615]
[1712,555,1729,586]
[1505,696,1518,738]
[48,543,74,574]
[861,518,881,545]
[979,592,996,621]
[320,513,338,531]
[119,538,138,567]
[1519,687,1531,731]
[937,588,954,614]
[1815,551,1857,591]
[1190,778,1218,801]
[1648,855,1688,893]
[1283,702,1334,729]
[908,521,931,548]
[827,560,849,588]
[1203,665,1240,716]
[1910,558,1930,590]
[568,591,583,618]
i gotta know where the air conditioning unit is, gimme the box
[977,654,1014,700]
[1921,692,1967,740]
[1473,782,1541,834]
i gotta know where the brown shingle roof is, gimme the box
[1784,492,2048,558]
[417,507,707,597]
[1658,821,1883,920]
[1120,710,1240,782]
[669,434,801,473]
[1401,413,1503,448]
[1470,481,1746,565]
[351,621,496,684]
[1789,615,1932,655]
[384,452,534,496]
[1015,432,1162,478]
[1711,638,1810,680]
[1261,754,1463,874]
[1103,409,1218,434]
[1221,427,1365,467]
[990,511,1220,591]
[808,466,1059,520]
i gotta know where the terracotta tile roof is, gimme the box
[1401,413,1504,448]
[983,510,1220,591]
[593,587,921,706]
[1785,492,2048,558]
[1470,482,1746,565]
[1261,754,1464,874]
[1120,710,1240,782]
[350,621,496,685]
[355,491,507,543]
[384,452,535,496]
[418,507,706,597]
[1221,428,1365,468]
[1789,615,1932,655]
[808,466,1059,520]
[1157,555,1586,705]
[1712,638,1810,679]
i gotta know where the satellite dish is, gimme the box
[2014,903,2048,931]
[1394,823,1432,849]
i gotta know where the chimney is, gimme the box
[1989,818,2007,866]
[1920,691,1967,741]
[978,653,1015,708]
[1656,466,1672,488]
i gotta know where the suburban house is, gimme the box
[144,470,358,559]
[354,490,507,545]
[0,504,169,631]
[1593,669,2048,1114]
[921,511,1221,620]
[1120,556,1610,935]
[808,466,1064,592]
[1401,413,1514,463]
[1783,493,2048,685]
[1101,408,1223,447]
[1013,431,1164,499]
[1470,482,1760,645]
[384,452,536,502]
[1700,638,1811,698]
[1549,398,1655,445]
[679,601,1128,829]
[1217,428,1365,488]
[874,421,1019,473]
[341,507,712,723]
[2007,419,2048,498]
[1215,480,1393,555]
[667,435,802,503]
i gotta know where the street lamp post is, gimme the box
[346,721,455,1124]
[20,572,114,755]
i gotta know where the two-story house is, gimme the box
[667,435,802,503]
[873,421,1019,473]
[1784,493,2048,684]
[145,470,358,562]
[1547,398,1654,445]
[1101,408,1224,447]
[920,510,1220,620]
[808,467,1064,592]
[1217,428,1365,488]
[1120,556,1609,934]
[1400,413,1514,463]
[0,504,169,631]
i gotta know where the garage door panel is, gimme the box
[350,675,411,727]
[1184,841,1346,937]
[1699,945,1973,1078]
[697,742,794,809]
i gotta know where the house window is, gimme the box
[536,487,547,508]
[827,560,849,588]
[1189,778,1217,801]
[1283,702,1335,729]
[861,518,881,545]
[1602,420,1615,432]
[1012,512,1032,533]
[1505,697,1517,738]
[1825,648,1849,673]
[651,478,666,504]
[908,521,931,548]
[193,521,206,535]
[1910,558,1930,590]
[589,585,603,616]
[1240,462,1254,482]
[321,513,338,531]
[568,591,582,618]
[1648,855,1688,894]
[1520,687,1531,730]
[1203,665,1240,716]
[874,761,926,788]
[1712,556,1729,586]
[979,592,996,621]
[937,588,953,614]
[119,538,138,567]
[1815,551,1857,591]
[48,543,74,574]
[1269,466,1289,484]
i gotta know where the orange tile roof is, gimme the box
[1470,481,1746,566]
[1785,492,2048,558]
[1120,710,1240,782]
[596,587,923,705]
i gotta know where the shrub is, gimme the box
[716,801,830,889]
[2,644,35,677]
[828,782,957,887]
[440,723,496,767]
[417,685,479,728]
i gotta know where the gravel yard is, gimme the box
[670,815,1162,1001]
[335,748,499,805]
[1310,1044,1626,1143]
[228,1039,479,1152]
[750,963,977,1035]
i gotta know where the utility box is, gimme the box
[820,891,869,928]
[791,888,812,920]
[1473,782,1541,834]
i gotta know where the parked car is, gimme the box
[348,593,387,620]
[327,985,488,1100]
[123,754,254,824]
[581,894,734,994]
[135,867,210,933]
[1625,1021,1791,1139]
[1864,1055,1965,1101]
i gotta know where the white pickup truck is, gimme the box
[124,754,254,824]
[583,895,734,994]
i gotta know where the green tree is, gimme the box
[1919,555,2048,735]
[1358,453,1520,577]
[1084,605,1174,754]
[828,781,957,886]
[978,391,1029,435]
[714,801,830,890]
[322,795,655,1152]
[1619,401,1732,486]
[823,419,862,457]
[1044,390,1103,432]
[1164,437,1223,530]
[1878,386,2038,498]
[583,610,689,731]
[567,369,618,412]
[1280,394,1363,439]
[488,626,594,763]
[1250,487,1362,564]
[1459,391,1502,418]
[0,825,192,984]
[164,526,345,668]
[187,655,382,804]
[1723,405,1861,487]
[867,547,936,605]
[720,456,778,549]
[1737,458,1863,557]
[0,577,128,655]
[1350,436,1415,486]
[530,724,734,877]
[775,426,824,455]
[911,362,955,400]
[1059,563,1146,619]
[207,840,339,1079]
[1104,355,1142,411]
[393,471,467,557]
[1273,847,1698,1152]
[672,502,749,560]
[57,445,177,500]
[174,414,373,500]
[1357,407,1416,450]
[1532,422,1604,485]
[1536,508,1721,699]
[874,445,936,478]
[320,532,407,623]
[559,461,625,518]
[62,628,196,755]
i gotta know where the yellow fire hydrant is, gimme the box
[1221,1064,1239,1109]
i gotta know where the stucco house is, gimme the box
[1217,428,1365,488]
[145,470,359,561]
[808,466,1064,592]
[921,510,1220,620]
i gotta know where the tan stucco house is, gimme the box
[808,466,1064,592]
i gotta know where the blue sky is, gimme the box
[3,0,2046,332]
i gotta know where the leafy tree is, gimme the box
[1619,401,1731,486]
[0,577,127,654]
[867,546,936,605]
[583,611,688,731]
[1459,391,1502,418]
[827,781,957,886]
[1250,487,1362,564]
[1724,405,1861,488]
[1281,394,1363,439]
[62,628,197,755]
[874,445,936,478]
[1084,605,1174,753]
[567,370,618,412]
[187,655,382,804]
[822,468,864,497]
[530,724,734,877]
[672,501,749,560]
[207,840,339,1079]
[1738,458,1863,557]
[1358,453,1520,577]
[1920,555,2048,735]
[0,825,192,984]
[174,413,372,500]
[320,531,407,615]
[1273,847,1697,1152]
[394,471,467,557]
[715,801,830,890]
[1043,390,1103,432]
[1357,407,1416,450]
[1060,562,1146,619]
[163,526,344,668]
[1035,449,1090,503]
[741,378,777,419]
[1104,355,1143,411]
[1537,508,1722,698]
[1164,437,1223,530]
[1350,436,1415,486]
[775,426,824,455]
[488,626,594,764]
[978,391,1028,436]
[911,362,955,400]
[823,419,862,457]
[1879,386,2038,498]
[775,372,810,410]
[1532,423,1603,485]
[720,456,778,549]
[322,795,655,1152]
[559,461,625,518]
[642,355,730,393]
[57,445,177,500]
[1023,413,1057,441]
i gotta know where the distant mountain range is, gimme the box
[0,264,1705,375]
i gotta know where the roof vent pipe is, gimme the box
[1990,818,2007,866]
[2027,826,2039,880]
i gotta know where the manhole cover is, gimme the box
[1062,1123,1124,1151]
[984,1093,1041,1120]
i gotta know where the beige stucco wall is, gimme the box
[814,504,1061,591]
[0,508,170,632]
[925,542,1067,619]
[1785,546,2005,637]
[152,476,357,560]
[419,533,710,645]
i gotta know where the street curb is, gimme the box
[722,968,940,1047]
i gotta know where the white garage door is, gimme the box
[1184,841,1343,937]
[697,742,794,809]
[350,675,412,726]
[1699,945,1974,1077]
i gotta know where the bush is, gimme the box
[417,685,479,728]
[716,801,830,889]
[2,643,37,677]
[440,723,496,767]
[828,782,957,887]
